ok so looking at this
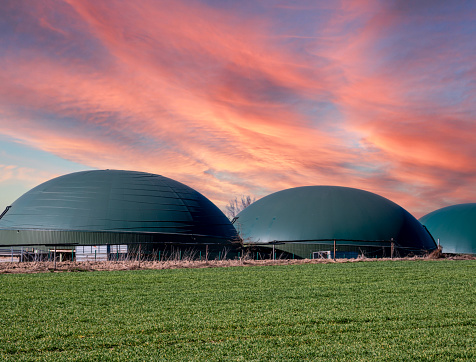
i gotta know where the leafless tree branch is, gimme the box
[225,195,256,220]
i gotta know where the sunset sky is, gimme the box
[1,0,475,217]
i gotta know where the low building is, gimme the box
[0,170,239,259]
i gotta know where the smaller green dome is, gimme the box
[235,186,436,253]
[420,203,476,254]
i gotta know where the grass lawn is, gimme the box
[0,260,475,361]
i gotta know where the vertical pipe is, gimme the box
[333,240,336,261]
[138,244,141,268]
[199,251,202,261]
[272,244,276,260]
[159,250,161,261]
[54,246,57,270]
[206,245,208,261]
[218,251,221,261]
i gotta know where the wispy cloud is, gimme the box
[0,0,475,216]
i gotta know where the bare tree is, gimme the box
[225,195,255,220]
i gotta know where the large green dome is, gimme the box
[0,170,237,246]
[235,186,436,257]
[419,203,476,254]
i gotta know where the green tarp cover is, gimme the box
[235,186,436,252]
[0,170,237,246]
[420,203,476,254]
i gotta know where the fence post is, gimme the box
[333,240,336,261]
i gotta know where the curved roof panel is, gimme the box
[235,186,436,252]
[419,203,476,254]
[0,170,237,245]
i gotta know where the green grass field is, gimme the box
[0,260,475,361]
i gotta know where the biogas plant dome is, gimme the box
[0,170,238,246]
[235,186,436,258]
[419,203,476,254]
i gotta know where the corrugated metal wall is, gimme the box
[0,229,233,247]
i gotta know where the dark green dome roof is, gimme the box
[0,170,237,246]
[419,203,476,254]
[235,186,436,252]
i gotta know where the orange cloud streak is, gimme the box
[0,0,475,216]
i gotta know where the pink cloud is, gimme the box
[320,1,476,215]
[0,0,474,216]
